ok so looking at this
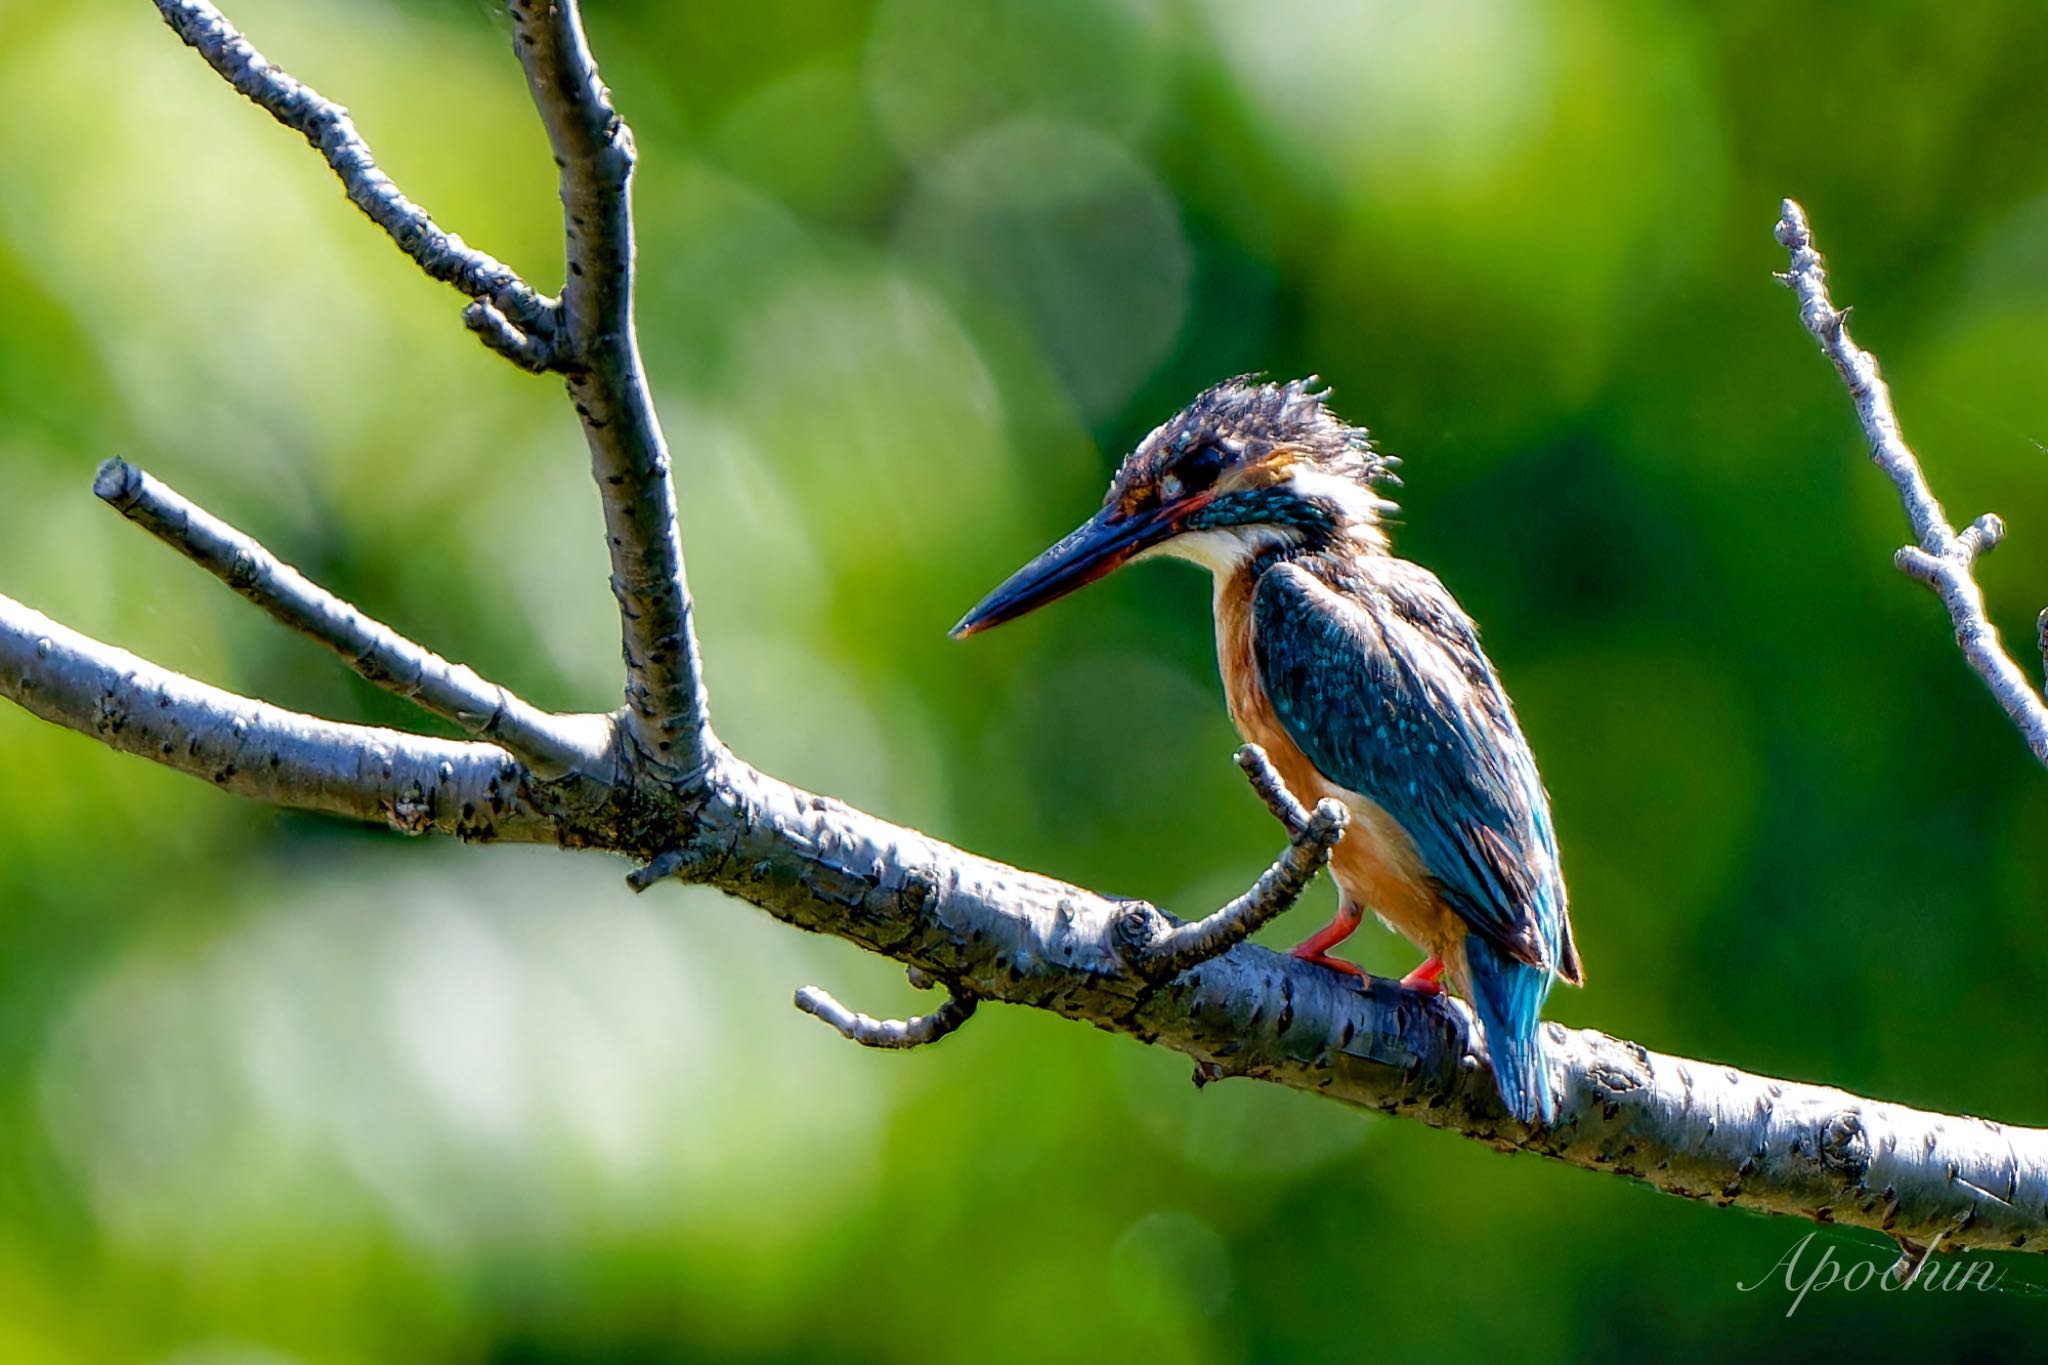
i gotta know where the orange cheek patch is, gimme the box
[1221,451,1298,493]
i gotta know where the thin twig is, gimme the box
[1235,743,1311,834]
[2038,608,2048,696]
[625,846,694,891]
[794,984,978,1049]
[1775,199,2048,766]
[463,299,556,373]
[507,0,712,780]
[1888,1227,1959,1289]
[1127,796,1347,979]
[151,0,557,344]
[94,458,599,780]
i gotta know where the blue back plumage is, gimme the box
[1251,558,1578,1123]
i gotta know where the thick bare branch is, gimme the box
[506,0,711,779]
[151,0,557,347]
[695,758,2048,1258]
[93,458,603,781]
[1776,199,2048,767]
[0,595,556,842]
[793,984,978,1049]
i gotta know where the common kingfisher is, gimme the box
[951,377,1583,1123]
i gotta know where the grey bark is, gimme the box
[92,457,601,780]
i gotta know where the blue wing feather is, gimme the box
[1251,559,1577,1123]
[1251,560,1570,975]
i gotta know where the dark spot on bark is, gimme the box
[1819,1111,1870,1184]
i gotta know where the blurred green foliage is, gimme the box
[3,0,2048,1359]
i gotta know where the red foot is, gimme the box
[1399,955,1445,996]
[1291,902,1365,981]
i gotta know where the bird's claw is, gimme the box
[1293,950,1368,990]
[1398,955,1446,996]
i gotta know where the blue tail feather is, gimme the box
[1465,931,1557,1124]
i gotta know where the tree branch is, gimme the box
[0,595,556,842]
[794,983,978,1049]
[506,0,712,781]
[1234,741,1313,833]
[92,457,604,781]
[463,298,558,374]
[1776,199,2048,767]
[151,0,558,351]
[2,2,2042,1274]
[687,757,2048,1256]
[155,0,713,780]
[1123,784,1347,981]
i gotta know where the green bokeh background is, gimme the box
[3,0,2047,1359]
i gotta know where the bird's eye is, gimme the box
[1174,443,1226,493]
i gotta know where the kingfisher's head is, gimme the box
[951,377,1397,638]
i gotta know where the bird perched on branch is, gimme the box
[951,377,1582,1122]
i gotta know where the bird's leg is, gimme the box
[1398,956,1445,996]
[1290,900,1364,977]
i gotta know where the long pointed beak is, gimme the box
[950,504,1180,639]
